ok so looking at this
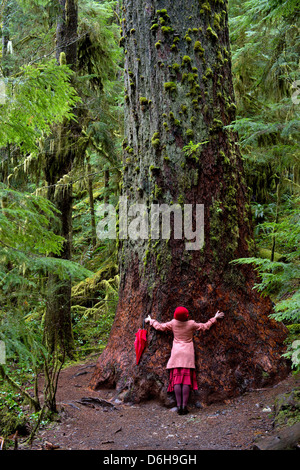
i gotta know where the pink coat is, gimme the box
[149,317,217,369]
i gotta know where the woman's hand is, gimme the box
[214,310,224,319]
[145,315,152,324]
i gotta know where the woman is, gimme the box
[145,306,224,415]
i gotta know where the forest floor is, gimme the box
[21,359,299,452]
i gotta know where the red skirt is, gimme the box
[167,368,198,392]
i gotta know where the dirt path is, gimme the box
[26,361,299,451]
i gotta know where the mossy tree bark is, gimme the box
[90,0,289,404]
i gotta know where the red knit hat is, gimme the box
[174,306,189,321]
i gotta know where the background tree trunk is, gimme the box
[1,1,11,77]
[90,0,289,404]
[43,169,74,355]
[87,162,97,247]
[43,0,79,356]
[56,0,78,68]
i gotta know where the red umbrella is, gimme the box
[134,319,147,365]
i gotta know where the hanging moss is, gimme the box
[164,82,177,92]
[156,253,162,271]
[226,102,237,114]
[143,249,150,266]
[223,47,229,57]
[194,41,204,55]
[149,164,160,173]
[206,25,218,41]
[209,199,223,244]
[182,55,192,66]
[192,99,200,109]
[139,97,149,105]
[200,2,211,14]
[157,8,168,16]
[154,184,162,198]
[205,67,213,78]
[224,152,231,165]
[181,72,188,83]
[172,63,181,72]
[217,50,224,63]
[186,129,194,138]
[151,132,160,148]
[161,26,174,34]
[213,13,221,30]
[151,139,160,148]
[150,23,159,31]
[210,119,224,132]
[125,146,134,154]
[181,105,188,114]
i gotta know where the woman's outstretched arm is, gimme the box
[145,315,173,331]
[194,310,225,331]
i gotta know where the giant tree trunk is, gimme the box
[90,0,289,404]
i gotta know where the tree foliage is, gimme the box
[229,0,299,201]
[229,0,300,370]
[0,184,92,304]
[0,61,79,153]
